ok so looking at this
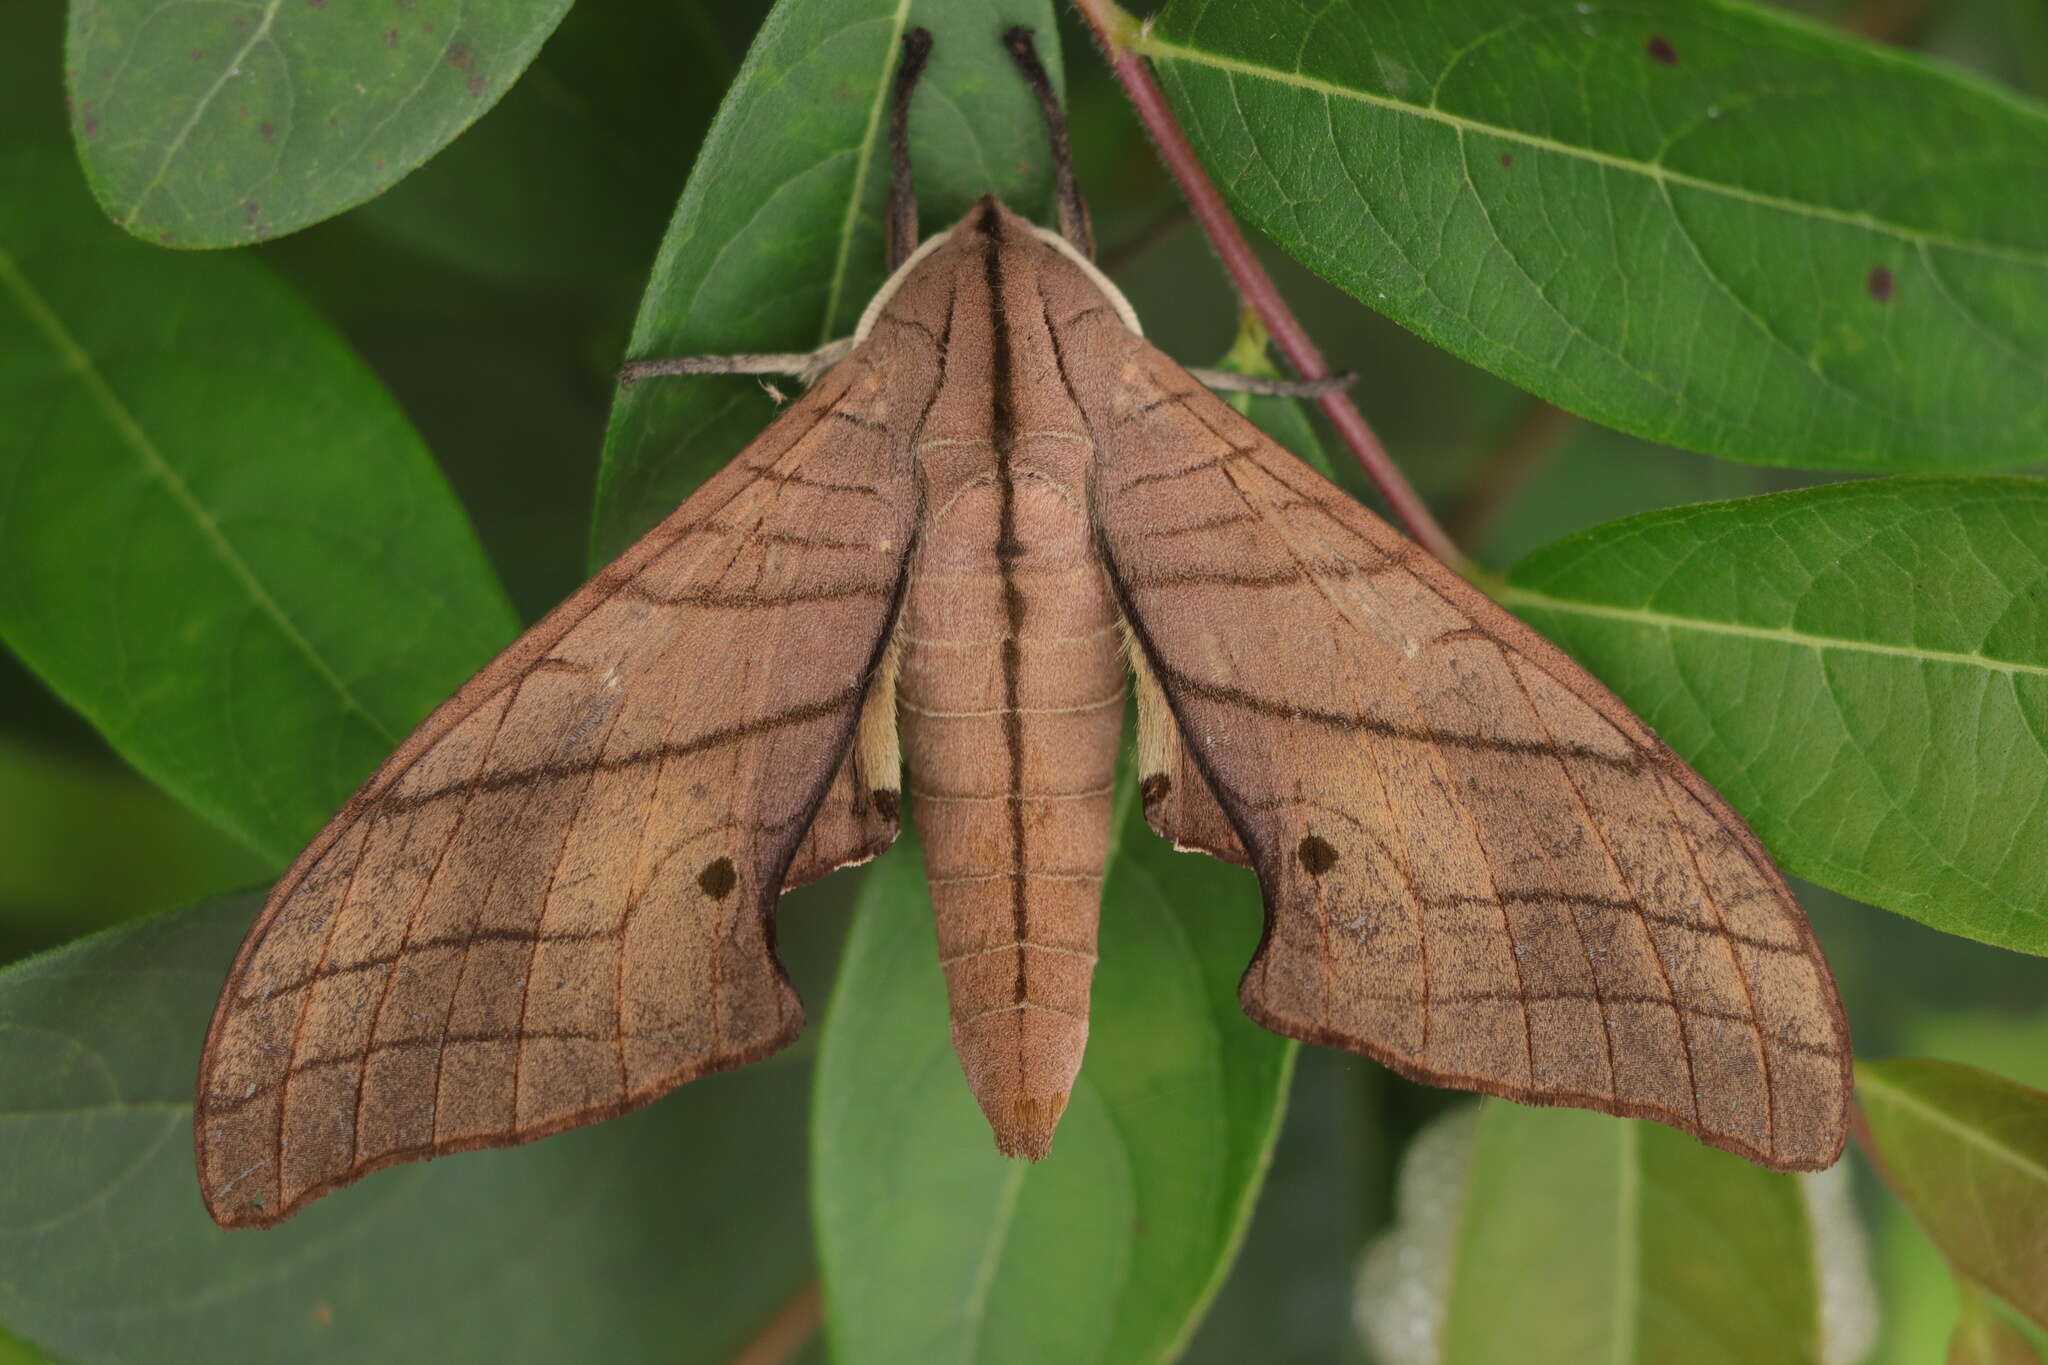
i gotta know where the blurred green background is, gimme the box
[2,0,2044,1360]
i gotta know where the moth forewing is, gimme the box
[1066,316,1853,1172]
[199,31,1852,1226]
[194,296,934,1228]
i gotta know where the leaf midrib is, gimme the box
[1134,33,2048,270]
[115,0,286,231]
[960,1160,1029,1360]
[817,0,915,345]
[0,245,397,747]
[1500,586,2048,679]
[1860,1070,2048,1187]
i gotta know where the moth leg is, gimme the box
[1001,27,1093,258]
[1122,618,1248,865]
[855,626,904,816]
[887,29,935,271]
[617,337,855,389]
[1186,367,1357,398]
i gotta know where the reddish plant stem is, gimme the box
[1446,398,1579,547]
[726,1280,822,1365]
[1100,203,1191,273]
[1844,0,1942,44]
[1070,0,1467,570]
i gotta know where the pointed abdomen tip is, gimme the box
[989,1092,1068,1162]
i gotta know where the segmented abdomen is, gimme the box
[899,472,1121,1158]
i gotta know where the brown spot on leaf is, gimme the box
[82,115,100,136]
[245,199,260,221]
[422,20,435,32]
[158,232,173,244]
[1297,834,1339,877]
[383,26,398,46]
[1867,265,1895,303]
[309,1301,333,1328]
[697,856,738,900]
[374,156,386,171]
[189,47,203,59]
[259,121,275,141]
[446,41,472,71]
[1646,34,1678,65]
[1140,773,1171,805]
[1499,153,1513,168]
[466,74,485,96]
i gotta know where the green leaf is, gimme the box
[1501,477,2048,955]
[1361,1103,1851,1364]
[1180,1048,1380,1365]
[0,735,267,960]
[0,1321,61,1365]
[67,0,573,247]
[812,793,1293,1363]
[0,113,517,864]
[1864,1007,2048,1365]
[590,0,1062,565]
[351,1,776,291]
[1858,1057,2048,1337]
[1951,1281,2047,1365]
[1142,0,2048,472]
[0,894,820,1363]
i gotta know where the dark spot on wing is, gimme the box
[698,857,738,900]
[1867,266,1894,303]
[1141,773,1171,805]
[1297,834,1339,877]
[1646,34,1678,64]
[872,788,901,821]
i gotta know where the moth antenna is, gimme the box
[1000,26,1093,258]
[887,28,934,272]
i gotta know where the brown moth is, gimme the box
[195,28,1851,1228]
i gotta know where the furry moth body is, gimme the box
[196,38,1851,1230]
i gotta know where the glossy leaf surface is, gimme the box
[69,0,572,246]
[1506,478,2048,954]
[1146,0,2048,471]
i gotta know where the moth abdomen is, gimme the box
[900,311,1123,1157]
